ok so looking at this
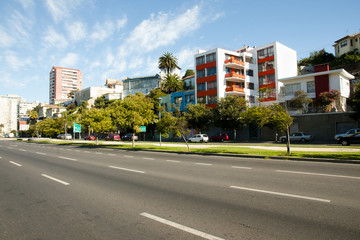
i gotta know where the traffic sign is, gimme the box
[140,126,146,132]
[73,123,81,133]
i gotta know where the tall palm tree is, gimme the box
[161,74,183,94]
[158,52,179,75]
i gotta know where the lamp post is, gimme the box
[158,97,162,146]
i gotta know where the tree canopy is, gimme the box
[158,52,179,75]
[184,103,212,133]
[161,74,183,94]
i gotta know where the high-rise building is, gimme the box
[194,42,297,108]
[49,66,83,104]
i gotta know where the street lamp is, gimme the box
[158,97,162,146]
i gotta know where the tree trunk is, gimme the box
[233,129,237,141]
[286,126,291,155]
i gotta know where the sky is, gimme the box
[0,0,359,103]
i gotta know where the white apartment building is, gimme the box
[0,95,22,133]
[194,42,297,108]
[49,66,83,104]
[74,86,123,107]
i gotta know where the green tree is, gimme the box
[36,118,63,137]
[161,74,183,94]
[299,49,335,66]
[348,81,360,117]
[183,69,195,79]
[289,90,313,113]
[213,96,248,140]
[110,93,156,147]
[28,110,38,125]
[158,52,179,75]
[184,104,212,133]
[80,108,115,136]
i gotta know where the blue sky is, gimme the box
[0,0,359,103]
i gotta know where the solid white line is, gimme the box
[36,152,46,155]
[276,170,360,180]
[58,156,77,161]
[108,166,145,174]
[141,213,224,240]
[232,166,252,170]
[196,163,213,166]
[166,160,181,163]
[41,174,70,185]
[9,161,22,166]
[142,157,154,160]
[230,186,330,203]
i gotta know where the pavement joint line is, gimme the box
[108,166,145,174]
[58,156,78,161]
[232,166,252,170]
[196,163,213,166]
[230,186,331,203]
[140,212,225,240]
[276,170,360,180]
[41,174,70,185]
[9,161,22,166]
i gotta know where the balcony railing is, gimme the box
[224,57,245,68]
[225,73,245,82]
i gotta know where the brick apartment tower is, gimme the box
[49,66,83,104]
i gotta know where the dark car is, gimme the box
[121,133,138,141]
[336,132,360,146]
[210,133,229,142]
[105,134,120,141]
[85,135,96,140]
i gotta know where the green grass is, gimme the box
[26,139,360,161]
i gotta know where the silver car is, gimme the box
[279,132,312,143]
[188,134,209,143]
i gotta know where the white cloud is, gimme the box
[65,21,87,42]
[7,10,33,45]
[4,50,32,70]
[16,0,34,9]
[176,48,197,71]
[121,5,201,55]
[90,17,127,42]
[0,26,14,48]
[45,0,82,22]
[0,71,27,88]
[89,60,101,69]
[42,27,68,48]
[59,53,79,67]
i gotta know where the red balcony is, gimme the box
[225,86,245,95]
[225,73,245,82]
[224,57,245,69]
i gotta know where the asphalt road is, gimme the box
[0,140,359,239]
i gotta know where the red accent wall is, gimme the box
[257,55,274,64]
[196,61,217,70]
[258,69,275,77]
[197,89,217,97]
[196,75,217,84]
[314,64,329,73]
[315,75,329,99]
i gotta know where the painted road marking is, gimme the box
[141,212,224,240]
[232,166,252,170]
[276,170,360,180]
[41,174,70,186]
[95,152,103,154]
[108,154,116,156]
[36,152,47,155]
[124,155,134,158]
[230,186,331,203]
[84,151,91,153]
[196,163,213,166]
[19,149,27,152]
[108,166,145,174]
[9,161,22,166]
[142,157,154,160]
[7,147,13,149]
[166,160,181,163]
[58,156,77,161]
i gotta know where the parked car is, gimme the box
[279,132,312,143]
[84,135,96,140]
[336,132,360,146]
[105,134,120,141]
[188,134,209,143]
[121,133,138,141]
[334,128,360,141]
[210,133,229,142]
[57,134,72,140]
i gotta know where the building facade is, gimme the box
[74,87,123,107]
[0,95,22,134]
[122,75,161,97]
[49,66,83,104]
[333,32,360,57]
[194,42,297,108]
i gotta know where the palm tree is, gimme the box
[161,74,183,94]
[158,52,179,75]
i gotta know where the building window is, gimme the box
[259,74,275,85]
[249,95,255,103]
[351,39,353,47]
[257,46,274,59]
[247,82,254,90]
[341,40,347,47]
[207,95,217,104]
[197,96,206,104]
[260,87,276,99]
[206,53,216,63]
[196,56,205,65]
[185,94,194,103]
[207,67,217,76]
[285,83,301,96]
[197,82,206,91]
[174,96,182,104]
[245,56,253,63]
[246,69,253,76]
[258,60,274,73]
[207,81,217,90]
[306,81,315,93]
[197,69,205,78]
